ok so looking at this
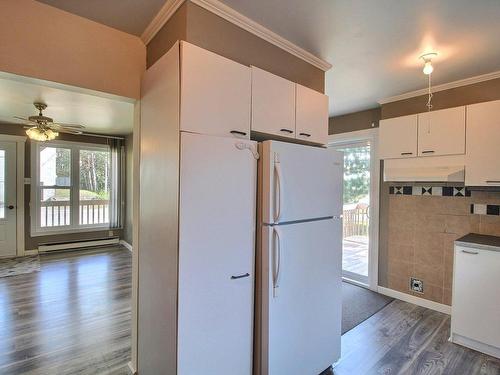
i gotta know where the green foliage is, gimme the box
[342,145,370,204]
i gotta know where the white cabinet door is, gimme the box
[180,41,251,139]
[295,84,329,145]
[465,100,500,186]
[261,141,340,224]
[262,220,341,375]
[452,246,500,349]
[418,106,465,157]
[379,114,418,159]
[251,66,296,139]
[178,132,257,375]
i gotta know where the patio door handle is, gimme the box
[8,205,14,210]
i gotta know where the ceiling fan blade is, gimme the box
[13,116,36,124]
[51,122,85,129]
[56,129,84,135]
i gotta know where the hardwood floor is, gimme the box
[331,300,500,375]
[0,247,132,375]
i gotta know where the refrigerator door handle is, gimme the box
[272,227,281,298]
[273,155,282,223]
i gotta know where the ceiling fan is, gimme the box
[14,103,85,141]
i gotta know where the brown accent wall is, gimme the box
[0,123,122,250]
[146,1,325,93]
[146,2,188,69]
[328,107,380,135]
[382,191,500,305]
[381,77,500,119]
[378,78,500,305]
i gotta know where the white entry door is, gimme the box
[0,141,17,257]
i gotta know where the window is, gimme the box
[31,141,121,235]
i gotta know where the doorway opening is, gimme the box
[329,129,379,289]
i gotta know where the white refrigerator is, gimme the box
[255,140,343,375]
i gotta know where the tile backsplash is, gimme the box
[384,190,500,306]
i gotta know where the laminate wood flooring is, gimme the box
[0,247,132,375]
[330,300,500,375]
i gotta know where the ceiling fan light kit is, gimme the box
[15,102,85,141]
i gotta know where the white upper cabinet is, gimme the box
[465,100,500,186]
[180,41,251,139]
[295,84,329,145]
[418,107,465,157]
[379,114,418,159]
[251,66,296,139]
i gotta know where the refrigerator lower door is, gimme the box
[178,132,257,375]
[261,140,343,224]
[259,219,342,375]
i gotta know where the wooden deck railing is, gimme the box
[40,200,109,227]
[343,203,369,238]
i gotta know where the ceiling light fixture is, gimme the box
[420,52,438,112]
[26,126,59,141]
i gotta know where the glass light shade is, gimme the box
[26,127,59,141]
[423,61,434,75]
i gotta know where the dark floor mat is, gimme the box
[342,281,393,334]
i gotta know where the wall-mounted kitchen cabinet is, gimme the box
[295,84,329,145]
[379,114,418,159]
[418,106,465,157]
[465,100,500,186]
[180,41,251,139]
[251,66,296,139]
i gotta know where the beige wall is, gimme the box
[146,1,325,93]
[0,123,122,250]
[0,0,145,99]
[329,107,381,134]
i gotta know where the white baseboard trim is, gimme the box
[450,333,500,359]
[377,286,451,315]
[127,361,137,375]
[120,240,133,252]
[38,238,120,253]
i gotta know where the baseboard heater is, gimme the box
[38,237,120,253]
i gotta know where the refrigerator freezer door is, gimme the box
[178,132,257,375]
[260,219,342,375]
[261,141,342,224]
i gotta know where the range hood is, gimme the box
[384,155,465,182]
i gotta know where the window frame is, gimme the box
[31,140,113,236]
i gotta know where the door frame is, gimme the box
[0,134,26,257]
[328,128,380,291]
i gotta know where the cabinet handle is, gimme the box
[230,130,247,136]
[230,273,250,280]
[280,128,294,134]
[401,152,413,156]
[421,150,435,154]
[461,249,479,255]
[299,132,311,137]
[486,180,500,184]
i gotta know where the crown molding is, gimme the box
[141,0,185,45]
[379,70,500,105]
[141,0,332,72]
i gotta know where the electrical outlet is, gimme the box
[410,277,424,293]
[108,230,114,237]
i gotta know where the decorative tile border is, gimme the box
[389,186,471,197]
[470,204,500,216]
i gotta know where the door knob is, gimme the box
[8,205,14,210]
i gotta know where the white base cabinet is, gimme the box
[451,245,500,358]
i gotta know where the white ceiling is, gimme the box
[0,72,135,135]
[33,0,500,117]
